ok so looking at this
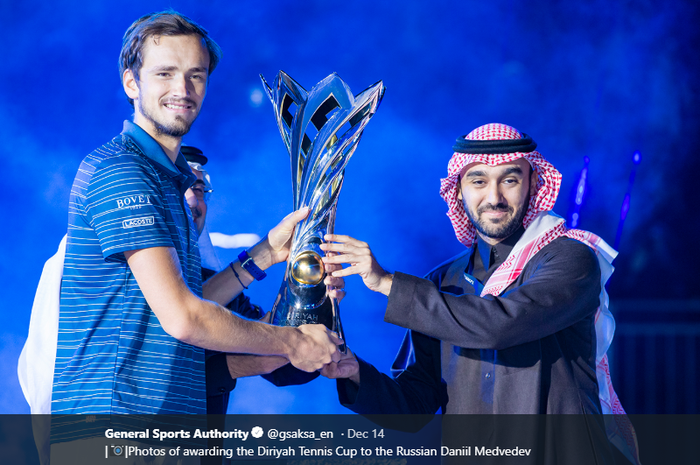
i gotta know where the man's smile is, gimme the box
[163,100,196,112]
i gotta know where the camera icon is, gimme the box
[108,445,125,457]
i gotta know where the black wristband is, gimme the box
[238,250,267,281]
[229,262,248,289]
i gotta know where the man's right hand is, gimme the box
[320,234,394,296]
[286,324,343,372]
[320,348,360,385]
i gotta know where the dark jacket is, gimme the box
[337,237,619,464]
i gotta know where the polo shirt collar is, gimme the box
[121,120,196,188]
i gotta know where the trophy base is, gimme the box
[271,282,336,329]
[271,280,346,352]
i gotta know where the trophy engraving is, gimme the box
[261,71,385,344]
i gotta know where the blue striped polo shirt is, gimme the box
[52,120,206,415]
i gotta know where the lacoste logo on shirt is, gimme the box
[116,194,152,210]
[122,216,155,229]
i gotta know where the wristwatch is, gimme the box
[237,250,267,281]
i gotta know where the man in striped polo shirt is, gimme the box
[52,9,341,427]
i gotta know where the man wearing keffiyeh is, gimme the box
[321,123,641,464]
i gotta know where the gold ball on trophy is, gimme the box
[291,251,326,285]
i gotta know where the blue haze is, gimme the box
[0,0,697,413]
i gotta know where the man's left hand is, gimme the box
[320,348,360,384]
[248,207,310,269]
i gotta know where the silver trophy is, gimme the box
[261,71,385,345]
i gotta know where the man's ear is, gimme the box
[457,176,463,201]
[529,169,538,196]
[122,69,140,101]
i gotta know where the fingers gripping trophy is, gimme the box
[261,71,385,349]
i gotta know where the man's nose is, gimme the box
[186,192,199,209]
[484,182,503,205]
[171,75,190,97]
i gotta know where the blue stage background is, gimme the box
[1,0,698,414]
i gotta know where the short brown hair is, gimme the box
[119,10,222,106]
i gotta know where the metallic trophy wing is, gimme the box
[261,71,385,346]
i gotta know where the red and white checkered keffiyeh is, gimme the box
[439,123,562,248]
[438,123,640,464]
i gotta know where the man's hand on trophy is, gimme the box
[320,348,361,385]
[285,324,343,372]
[320,234,394,296]
[324,261,347,302]
[249,207,310,269]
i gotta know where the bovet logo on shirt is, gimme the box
[122,216,155,229]
[116,194,152,210]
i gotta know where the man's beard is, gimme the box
[139,97,196,137]
[191,209,205,236]
[466,197,530,240]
